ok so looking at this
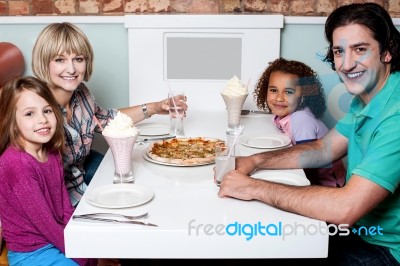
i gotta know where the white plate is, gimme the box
[252,171,310,186]
[240,133,291,149]
[136,123,170,136]
[142,150,214,167]
[85,184,154,208]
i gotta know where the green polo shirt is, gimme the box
[336,71,400,262]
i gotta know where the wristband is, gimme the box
[141,103,149,119]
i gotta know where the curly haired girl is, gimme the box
[254,57,345,187]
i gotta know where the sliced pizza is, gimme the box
[147,137,223,166]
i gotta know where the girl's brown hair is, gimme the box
[0,76,65,155]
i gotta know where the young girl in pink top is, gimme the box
[254,58,345,187]
[0,76,88,265]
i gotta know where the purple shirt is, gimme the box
[272,107,328,145]
[272,108,346,187]
[0,146,87,265]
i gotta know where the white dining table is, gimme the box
[64,111,329,259]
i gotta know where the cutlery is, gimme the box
[73,216,158,227]
[241,109,267,115]
[74,212,148,220]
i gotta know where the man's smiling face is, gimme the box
[332,24,391,103]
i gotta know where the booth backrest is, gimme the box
[0,41,24,265]
[0,42,25,88]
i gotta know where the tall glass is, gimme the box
[168,91,185,137]
[215,142,235,186]
[221,93,249,130]
[104,134,138,183]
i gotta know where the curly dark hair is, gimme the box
[323,3,400,72]
[253,58,326,119]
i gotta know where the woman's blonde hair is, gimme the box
[0,76,65,155]
[32,22,94,87]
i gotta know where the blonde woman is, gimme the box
[32,22,188,206]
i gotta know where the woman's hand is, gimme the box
[157,94,188,116]
[119,95,188,124]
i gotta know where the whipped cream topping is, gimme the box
[221,75,248,96]
[102,111,138,138]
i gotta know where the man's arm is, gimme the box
[236,128,348,174]
[219,128,389,225]
[218,172,389,226]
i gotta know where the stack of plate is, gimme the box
[85,184,154,208]
[136,123,170,140]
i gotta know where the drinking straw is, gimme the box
[166,83,180,118]
[246,78,251,89]
[227,125,244,158]
[93,115,104,132]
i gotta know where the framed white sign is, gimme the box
[125,14,283,112]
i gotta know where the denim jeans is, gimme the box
[120,234,399,266]
[8,244,78,266]
[325,232,399,265]
[83,150,104,185]
[292,233,400,266]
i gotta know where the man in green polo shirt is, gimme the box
[217,3,400,265]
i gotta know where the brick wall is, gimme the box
[0,0,399,17]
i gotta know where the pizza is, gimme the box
[147,137,223,166]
